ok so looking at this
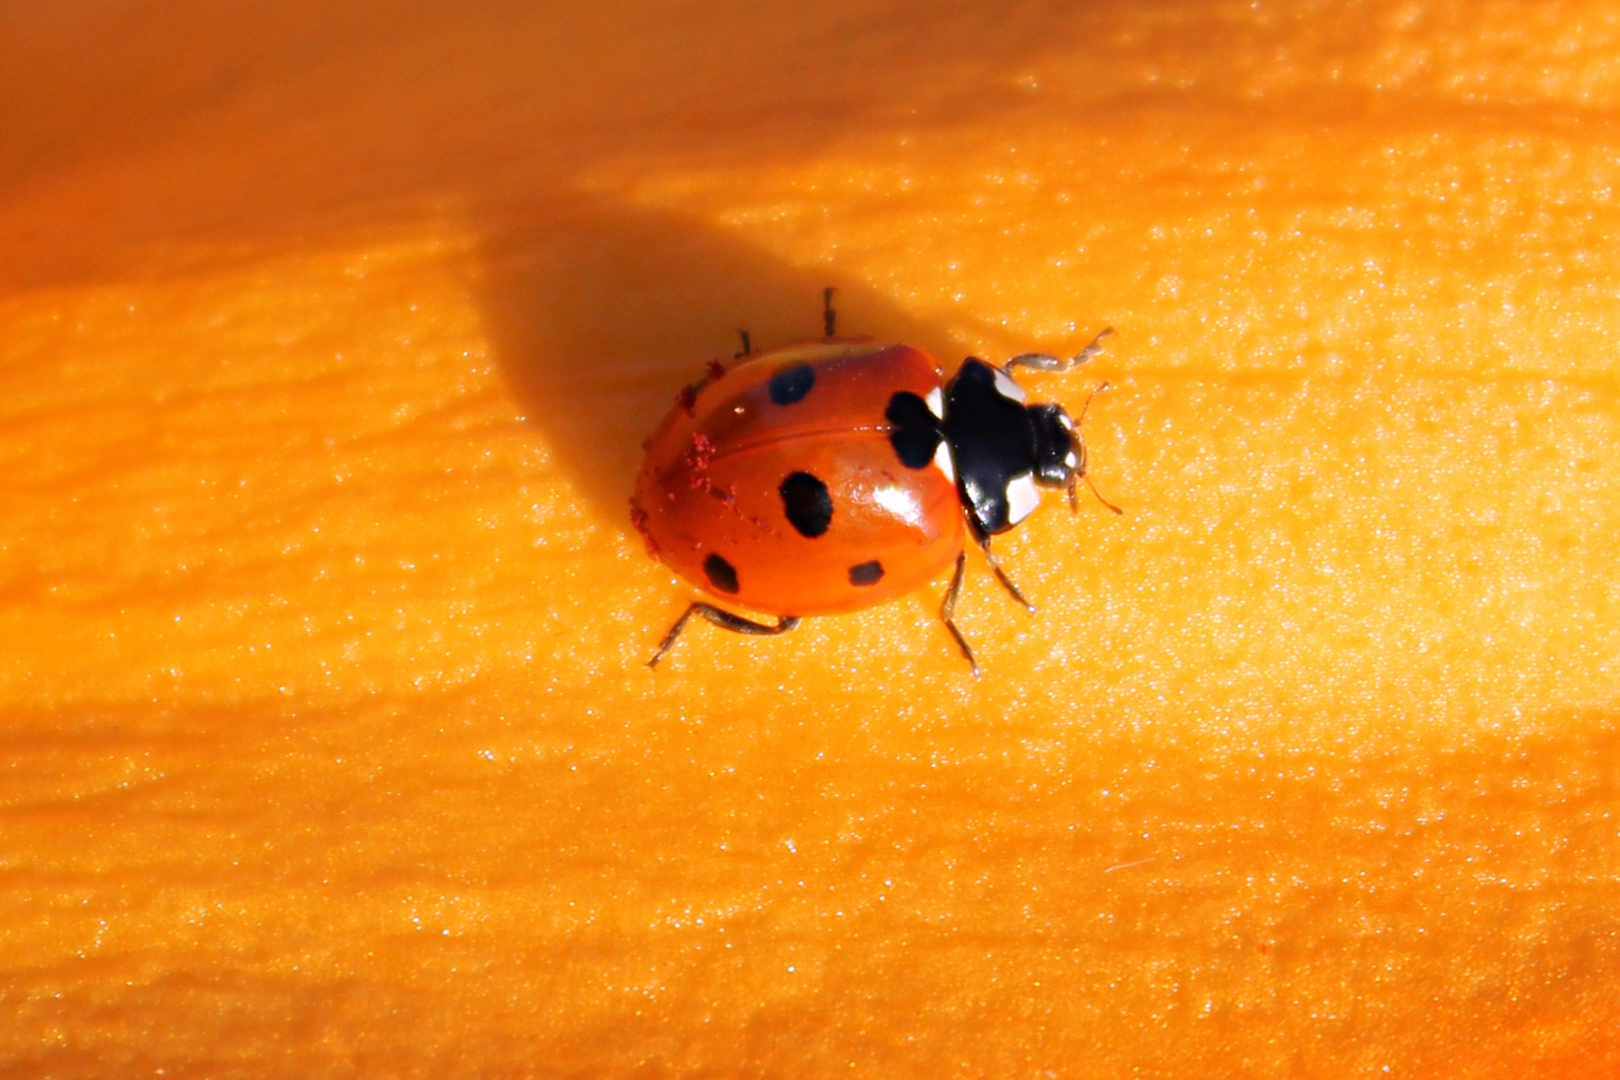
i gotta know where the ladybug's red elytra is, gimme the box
[630,289,1119,675]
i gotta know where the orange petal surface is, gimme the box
[4,2,1619,1076]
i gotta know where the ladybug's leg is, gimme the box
[648,603,800,668]
[822,286,837,338]
[939,551,981,678]
[1005,326,1114,373]
[735,329,752,358]
[978,534,1036,613]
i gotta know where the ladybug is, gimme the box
[630,289,1119,675]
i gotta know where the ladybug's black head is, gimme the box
[1026,403,1085,509]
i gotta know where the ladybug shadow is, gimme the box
[475,197,968,526]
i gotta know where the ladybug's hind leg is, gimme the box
[940,552,981,678]
[648,603,800,668]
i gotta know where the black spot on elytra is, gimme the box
[769,363,815,405]
[848,560,885,586]
[703,552,739,594]
[885,391,943,470]
[779,471,833,538]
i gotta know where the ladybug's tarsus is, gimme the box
[822,287,837,338]
[940,551,981,678]
[648,602,801,668]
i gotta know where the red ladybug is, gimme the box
[630,289,1118,674]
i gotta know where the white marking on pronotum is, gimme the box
[991,367,1027,403]
[932,441,956,485]
[1005,471,1040,524]
[925,386,944,419]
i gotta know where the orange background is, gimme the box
[4,2,1620,1076]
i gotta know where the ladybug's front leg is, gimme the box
[1004,326,1114,374]
[975,531,1035,614]
[647,604,801,668]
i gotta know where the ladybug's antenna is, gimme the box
[1068,381,1123,515]
[823,287,837,338]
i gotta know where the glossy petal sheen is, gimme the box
[3,1,1620,1077]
